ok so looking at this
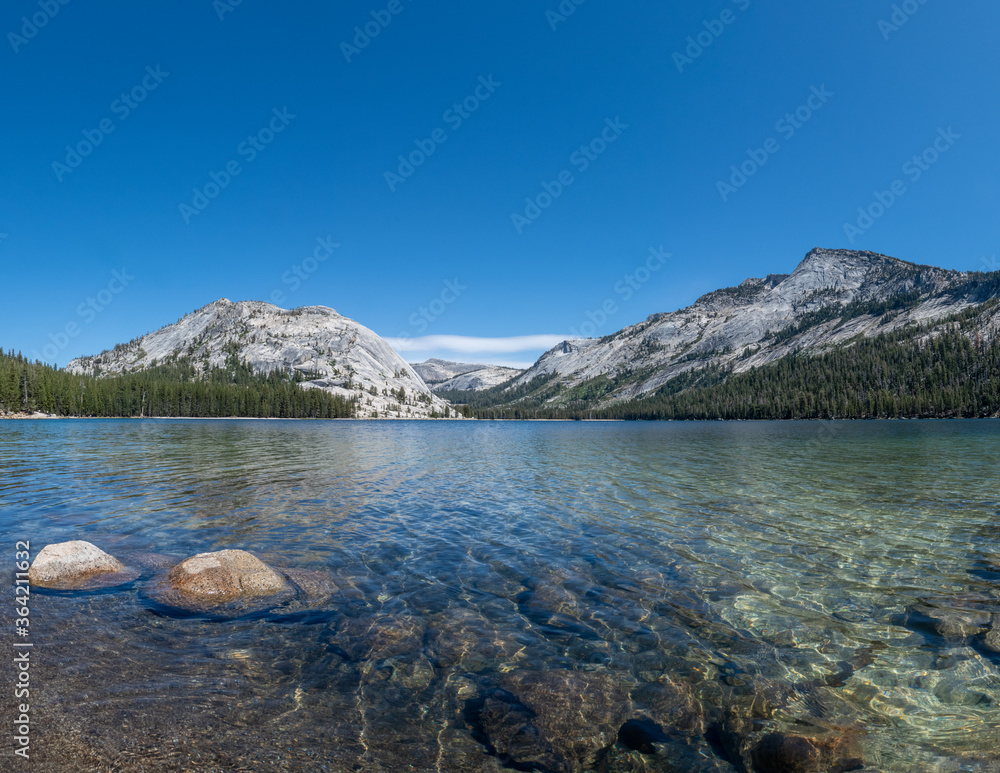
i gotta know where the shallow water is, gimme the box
[2,419,1000,771]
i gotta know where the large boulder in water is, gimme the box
[166,549,290,603]
[28,541,138,589]
[147,551,339,617]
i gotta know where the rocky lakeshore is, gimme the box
[23,537,1000,771]
[20,540,884,772]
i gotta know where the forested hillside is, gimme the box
[0,350,354,418]
[501,250,1000,411]
[467,301,1000,420]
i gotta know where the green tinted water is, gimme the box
[1,420,998,771]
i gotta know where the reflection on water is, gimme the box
[2,419,1000,771]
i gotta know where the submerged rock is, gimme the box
[751,730,866,773]
[594,744,735,773]
[336,614,424,661]
[427,607,528,673]
[502,668,632,762]
[978,615,1000,654]
[145,549,297,615]
[707,696,868,773]
[617,717,670,754]
[283,568,339,602]
[926,608,990,639]
[903,596,993,644]
[705,705,771,769]
[167,549,289,602]
[615,702,733,771]
[28,541,138,590]
[751,733,821,772]
[465,688,562,772]
[145,552,343,617]
[466,669,632,770]
[630,678,707,738]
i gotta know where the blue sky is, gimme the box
[2,1,998,368]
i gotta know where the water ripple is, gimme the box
[2,419,1000,771]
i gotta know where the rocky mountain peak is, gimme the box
[67,300,454,419]
[796,247,899,273]
[508,247,989,406]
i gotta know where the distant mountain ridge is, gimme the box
[67,299,455,418]
[458,248,1000,415]
[412,359,524,392]
[60,248,1000,421]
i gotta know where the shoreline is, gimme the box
[1,413,996,423]
[0,413,462,421]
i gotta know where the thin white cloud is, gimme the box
[384,334,565,354]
